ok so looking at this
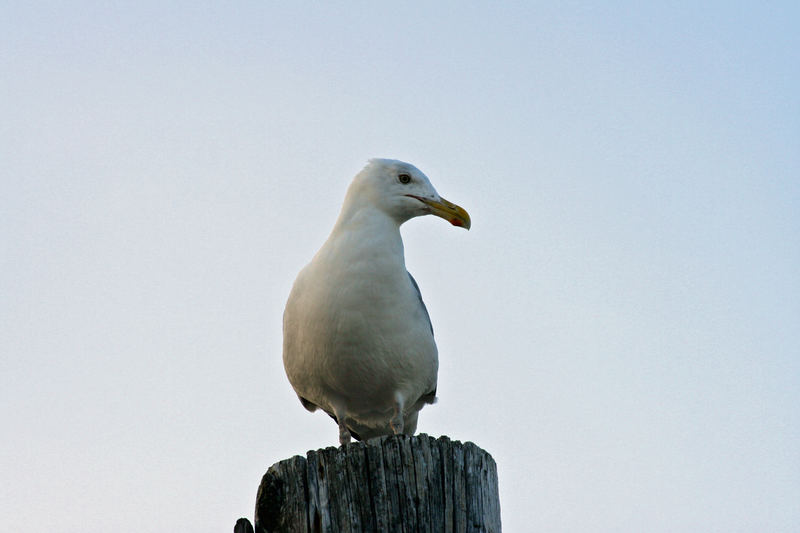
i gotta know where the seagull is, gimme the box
[282,159,470,445]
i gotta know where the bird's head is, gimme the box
[345,158,471,229]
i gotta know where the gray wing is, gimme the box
[407,271,433,335]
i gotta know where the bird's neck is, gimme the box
[325,205,405,262]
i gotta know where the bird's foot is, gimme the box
[390,412,404,435]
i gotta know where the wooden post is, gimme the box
[234,518,254,533]
[242,434,501,533]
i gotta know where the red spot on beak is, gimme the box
[450,218,464,227]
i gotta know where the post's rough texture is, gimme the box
[254,434,500,533]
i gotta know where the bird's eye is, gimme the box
[398,173,412,184]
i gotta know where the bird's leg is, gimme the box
[338,424,351,446]
[390,394,405,435]
[333,405,351,446]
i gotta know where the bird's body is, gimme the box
[282,159,470,445]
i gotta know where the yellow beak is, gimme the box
[410,195,471,230]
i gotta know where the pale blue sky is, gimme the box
[2,2,798,532]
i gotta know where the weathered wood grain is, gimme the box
[252,434,500,533]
